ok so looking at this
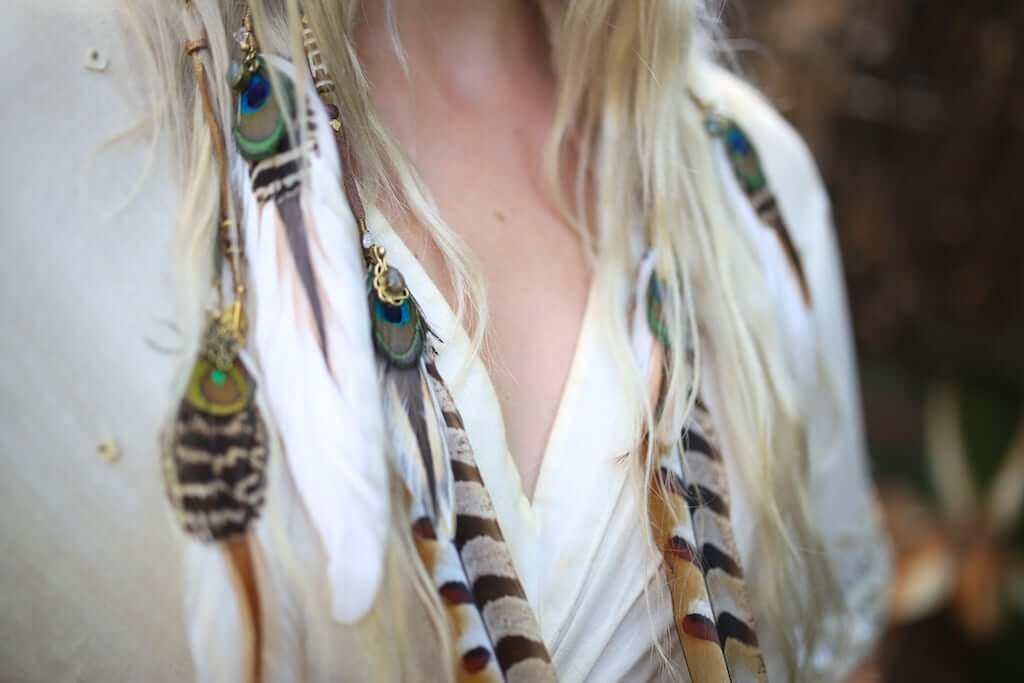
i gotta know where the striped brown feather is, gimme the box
[681,404,768,683]
[163,399,267,541]
[423,355,556,682]
[650,442,733,683]
[412,515,503,683]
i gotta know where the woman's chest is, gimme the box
[383,113,592,497]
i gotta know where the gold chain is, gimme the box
[301,15,410,306]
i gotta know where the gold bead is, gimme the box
[97,439,120,464]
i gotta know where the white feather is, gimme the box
[711,139,818,403]
[383,380,429,511]
[421,356,456,539]
[184,541,254,683]
[383,361,456,541]
[241,57,388,624]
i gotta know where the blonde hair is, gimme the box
[125,0,842,678]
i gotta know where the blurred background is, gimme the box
[728,0,1024,679]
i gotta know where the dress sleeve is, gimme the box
[709,65,892,680]
[800,162,891,680]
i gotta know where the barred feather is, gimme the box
[422,350,557,682]
[390,346,498,681]
[162,368,268,541]
[633,249,767,682]
[412,516,504,683]
[651,443,733,681]
[681,406,768,683]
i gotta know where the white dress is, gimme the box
[0,4,888,682]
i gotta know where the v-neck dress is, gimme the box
[364,62,889,681]
[366,65,888,683]
[1,7,889,680]
[372,213,678,680]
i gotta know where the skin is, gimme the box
[357,3,880,679]
[357,0,589,500]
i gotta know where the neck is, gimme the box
[356,1,550,103]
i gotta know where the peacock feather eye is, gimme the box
[240,71,270,113]
[646,272,671,349]
[185,357,253,416]
[707,114,767,194]
[375,298,410,325]
[369,292,424,369]
[232,57,290,162]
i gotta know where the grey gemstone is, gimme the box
[385,267,406,293]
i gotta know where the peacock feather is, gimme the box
[232,56,291,161]
[369,270,426,370]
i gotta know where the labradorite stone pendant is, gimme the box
[226,58,250,92]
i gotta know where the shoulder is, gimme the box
[697,67,890,674]
[691,65,870,482]
[691,63,848,403]
[693,62,832,262]
[692,62,853,399]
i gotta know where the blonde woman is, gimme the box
[1,1,888,681]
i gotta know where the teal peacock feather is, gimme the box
[231,56,292,161]
[706,114,768,194]
[230,50,332,362]
[705,110,811,304]
[646,271,671,350]
[369,270,426,369]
